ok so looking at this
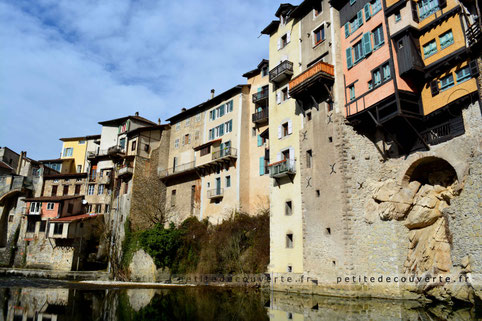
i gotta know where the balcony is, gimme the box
[207,188,224,199]
[289,61,334,98]
[269,61,293,84]
[252,87,269,104]
[269,160,296,178]
[159,161,197,180]
[466,23,481,50]
[212,147,237,161]
[26,209,42,216]
[117,165,133,177]
[252,108,269,124]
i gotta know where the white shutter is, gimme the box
[278,125,282,139]
[288,119,293,134]
[287,87,290,99]
[277,152,282,161]
[289,147,295,168]
[287,31,291,43]
[277,38,281,50]
[276,91,281,104]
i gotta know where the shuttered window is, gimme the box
[423,40,437,58]
[259,157,265,176]
[346,48,353,69]
[362,33,372,56]
[456,66,471,83]
[439,30,454,49]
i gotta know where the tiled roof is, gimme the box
[50,213,102,222]
[24,195,83,202]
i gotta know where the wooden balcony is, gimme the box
[466,23,481,50]
[289,61,334,98]
[269,160,296,178]
[269,61,293,84]
[252,87,269,104]
[159,161,197,180]
[252,108,269,124]
[207,188,224,199]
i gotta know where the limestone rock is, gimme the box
[391,181,421,205]
[404,206,442,229]
[363,199,378,224]
[127,289,156,312]
[128,249,157,282]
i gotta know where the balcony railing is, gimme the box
[412,116,465,150]
[252,108,269,123]
[118,166,133,177]
[466,23,481,49]
[212,147,237,160]
[289,61,334,97]
[252,88,269,103]
[87,146,125,158]
[159,161,196,179]
[269,160,296,178]
[269,60,294,83]
[26,209,42,216]
[207,188,224,199]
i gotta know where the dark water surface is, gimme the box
[0,277,479,320]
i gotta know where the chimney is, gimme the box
[211,89,215,99]
[158,118,161,125]
[16,151,25,174]
[135,111,139,116]
[181,108,187,112]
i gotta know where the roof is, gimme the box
[275,3,296,17]
[290,0,317,18]
[59,135,101,142]
[126,124,170,137]
[50,213,102,222]
[193,139,222,151]
[98,115,157,126]
[260,128,269,138]
[44,173,87,179]
[0,161,14,171]
[242,59,269,78]
[38,158,73,163]
[166,85,249,123]
[24,195,83,202]
[261,21,280,35]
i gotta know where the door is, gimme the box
[215,177,221,196]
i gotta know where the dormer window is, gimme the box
[261,65,268,77]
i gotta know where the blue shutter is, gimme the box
[364,3,371,21]
[257,135,263,147]
[362,33,372,56]
[346,48,353,69]
[357,10,363,27]
[344,22,350,38]
[259,157,265,175]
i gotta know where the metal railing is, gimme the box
[269,160,296,178]
[252,87,269,103]
[207,188,224,199]
[269,60,293,82]
[466,23,481,48]
[159,161,196,178]
[413,116,465,150]
[212,147,238,160]
[252,108,269,123]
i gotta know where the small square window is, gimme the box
[286,234,294,248]
[395,11,401,22]
[285,201,292,216]
[307,112,312,121]
[316,190,320,197]
[306,150,312,168]
[328,136,333,143]
[287,265,293,273]
[226,176,231,188]
[326,227,331,235]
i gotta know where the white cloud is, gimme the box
[0,0,288,159]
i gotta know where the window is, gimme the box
[257,135,263,147]
[261,66,268,77]
[96,204,102,213]
[195,131,200,140]
[395,11,401,22]
[439,74,454,91]
[371,0,382,15]
[63,185,69,195]
[144,144,150,152]
[306,150,312,168]
[423,40,437,58]
[53,223,63,235]
[30,202,41,214]
[282,87,289,101]
[259,157,265,175]
[63,148,73,157]
[349,85,355,101]
[285,201,292,216]
[105,204,110,213]
[8,215,14,222]
[418,0,439,20]
[382,63,391,81]
[67,203,73,214]
[174,139,180,149]
[282,149,290,161]
[47,203,54,210]
[77,165,82,173]
[171,190,176,207]
[346,48,353,68]
[74,185,81,195]
[286,233,294,248]
[307,112,312,121]
[225,120,233,133]
[226,100,234,113]
[364,3,371,21]
[200,146,211,156]
[78,140,85,144]
[51,185,58,196]
[98,184,104,195]
[439,30,454,49]
[349,10,363,34]
[183,134,191,145]
[39,221,46,232]
[282,122,289,137]
[368,80,373,90]
[119,138,126,150]
[373,25,384,48]
[131,140,137,151]
[456,66,471,83]
[185,117,191,127]
[175,123,180,131]
[88,184,95,195]
[350,0,356,5]
[27,220,36,233]
[124,182,129,194]
[226,176,231,188]
[280,34,288,49]
[374,69,382,86]
[195,113,202,122]
[314,1,322,16]
[353,41,363,63]
[313,25,325,46]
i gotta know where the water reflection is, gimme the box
[0,278,479,321]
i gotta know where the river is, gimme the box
[0,277,479,320]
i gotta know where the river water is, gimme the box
[0,277,479,320]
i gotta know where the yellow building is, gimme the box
[59,135,100,173]
[262,3,304,274]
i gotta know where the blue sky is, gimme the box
[0,0,298,160]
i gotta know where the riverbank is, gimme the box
[0,267,109,281]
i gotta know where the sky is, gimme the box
[0,0,299,160]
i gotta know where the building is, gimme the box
[0,147,20,175]
[59,135,101,173]
[262,3,304,274]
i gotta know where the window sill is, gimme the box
[423,51,437,59]
[313,39,325,49]
[440,84,454,92]
[440,42,454,51]
[456,76,471,84]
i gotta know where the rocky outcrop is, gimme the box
[127,249,157,282]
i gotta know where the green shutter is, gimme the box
[362,33,372,56]
[364,4,371,21]
[346,48,353,69]
[344,22,350,38]
[259,157,265,175]
[357,10,363,27]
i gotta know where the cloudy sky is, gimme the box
[0,0,297,160]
